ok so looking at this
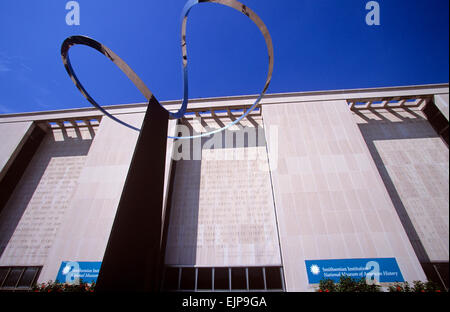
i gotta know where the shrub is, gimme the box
[318,275,381,292]
[317,276,445,292]
[32,279,95,293]
[388,280,444,293]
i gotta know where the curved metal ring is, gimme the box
[61,35,154,132]
[61,0,273,139]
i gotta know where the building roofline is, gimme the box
[1,83,448,123]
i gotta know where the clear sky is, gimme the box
[0,0,448,114]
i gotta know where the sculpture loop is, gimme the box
[61,0,273,139]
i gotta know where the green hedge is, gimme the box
[387,280,444,293]
[317,276,445,292]
[318,276,381,292]
[32,280,95,293]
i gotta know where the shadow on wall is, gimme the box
[355,107,439,264]
[162,115,266,266]
[0,124,95,260]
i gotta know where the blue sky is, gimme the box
[0,0,448,114]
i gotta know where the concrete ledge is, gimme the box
[1,84,448,124]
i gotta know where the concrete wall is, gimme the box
[165,115,282,267]
[0,125,95,266]
[0,84,447,290]
[38,115,140,283]
[263,100,426,291]
[38,113,176,283]
[354,107,449,263]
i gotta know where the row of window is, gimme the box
[162,266,284,292]
[0,266,41,291]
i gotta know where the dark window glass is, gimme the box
[265,267,283,289]
[3,268,22,288]
[214,268,229,290]
[421,262,449,291]
[163,267,179,291]
[161,266,284,292]
[17,267,38,288]
[435,263,449,290]
[0,267,9,287]
[197,268,212,290]
[248,267,264,290]
[180,268,195,290]
[231,268,246,290]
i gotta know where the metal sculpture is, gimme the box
[61,0,273,139]
[60,0,273,291]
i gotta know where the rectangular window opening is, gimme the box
[213,268,229,290]
[180,267,196,290]
[248,267,265,290]
[265,266,283,290]
[231,268,247,290]
[197,268,212,290]
[162,267,180,291]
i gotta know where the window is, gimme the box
[162,267,179,291]
[421,262,449,291]
[265,266,283,290]
[231,268,246,290]
[197,268,212,290]
[0,266,41,291]
[162,266,284,292]
[248,267,264,290]
[180,267,195,290]
[214,268,229,290]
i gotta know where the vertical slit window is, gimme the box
[265,267,283,290]
[248,267,265,290]
[17,267,39,288]
[214,268,229,290]
[2,268,22,288]
[0,268,9,287]
[180,267,195,290]
[197,268,212,290]
[162,267,179,291]
[231,268,246,290]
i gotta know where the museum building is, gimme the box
[0,83,448,291]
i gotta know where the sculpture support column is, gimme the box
[96,97,169,291]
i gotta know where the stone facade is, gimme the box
[0,84,448,291]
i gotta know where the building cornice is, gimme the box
[1,83,448,123]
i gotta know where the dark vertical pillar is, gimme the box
[95,97,169,292]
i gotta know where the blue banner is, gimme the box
[305,258,404,284]
[56,261,102,284]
